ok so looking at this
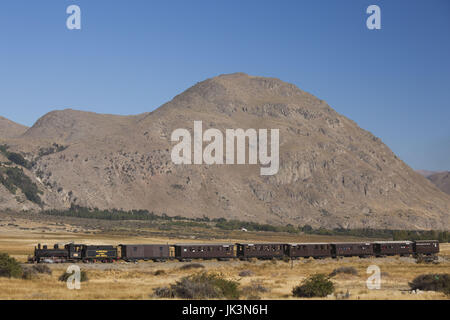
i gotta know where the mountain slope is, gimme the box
[1,73,449,230]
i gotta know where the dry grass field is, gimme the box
[0,212,449,300]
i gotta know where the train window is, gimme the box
[320,245,324,250]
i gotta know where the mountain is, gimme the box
[427,172,450,195]
[0,73,449,229]
[0,116,28,138]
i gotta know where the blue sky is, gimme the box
[0,0,449,171]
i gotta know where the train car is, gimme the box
[285,243,332,259]
[31,244,68,263]
[81,245,117,262]
[119,244,170,261]
[236,243,285,260]
[373,241,413,256]
[174,243,235,260]
[413,240,439,255]
[331,242,374,258]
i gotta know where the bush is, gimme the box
[154,270,166,276]
[292,274,334,298]
[409,274,450,294]
[153,286,174,298]
[241,280,269,297]
[33,264,52,275]
[179,263,205,270]
[22,264,52,280]
[0,253,23,278]
[415,254,437,264]
[329,267,358,277]
[58,270,89,282]
[155,272,240,299]
[22,267,36,280]
[238,270,254,277]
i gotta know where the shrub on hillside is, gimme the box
[0,253,23,278]
[0,166,42,204]
[292,274,334,298]
[7,152,30,168]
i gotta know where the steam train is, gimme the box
[29,240,439,263]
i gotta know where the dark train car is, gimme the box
[81,245,117,262]
[32,244,68,263]
[236,243,285,259]
[373,241,413,256]
[119,244,170,261]
[285,243,332,259]
[331,242,374,258]
[174,243,235,260]
[413,240,439,255]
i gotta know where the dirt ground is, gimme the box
[0,211,449,300]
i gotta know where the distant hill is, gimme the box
[416,170,439,178]
[0,116,28,139]
[0,73,449,229]
[427,172,450,195]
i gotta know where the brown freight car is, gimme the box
[119,244,170,261]
[285,243,332,259]
[173,243,235,260]
[413,240,439,255]
[236,243,285,260]
[331,242,374,258]
[373,241,413,256]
